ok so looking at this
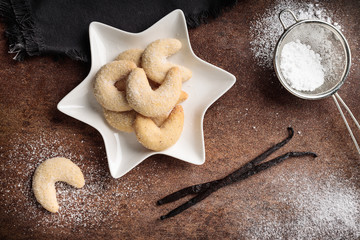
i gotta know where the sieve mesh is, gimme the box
[274,20,351,99]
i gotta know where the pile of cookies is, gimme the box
[93,38,192,151]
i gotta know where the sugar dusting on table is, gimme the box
[1,132,359,238]
[244,169,360,239]
[249,0,342,69]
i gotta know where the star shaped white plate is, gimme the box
[57,9,236,178]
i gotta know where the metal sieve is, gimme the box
[274,9,360,154]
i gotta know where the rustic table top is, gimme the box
[1,0,359,239]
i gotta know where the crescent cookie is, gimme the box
[94,60,137,112]
[178,90,189,104]
[32,157,85,213]
[103,109,136,132]
[115,48,143,67]
[126,67,182,118]
[151,91,188,126]
[134,105,184,151]
[141,38,192,84]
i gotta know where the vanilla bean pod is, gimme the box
[159,151,317,220]
[217,151,317,188]
[157,127,294,206]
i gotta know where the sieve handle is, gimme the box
[332,93,360,154]
[278,9,299,31]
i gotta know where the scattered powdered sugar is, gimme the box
[0,131,153,234]
[2,131,359,238]
[250,0,342,69]
[244,170,360,239]
[280,39,324,91]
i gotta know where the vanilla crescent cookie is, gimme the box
[134,105,184,151]
[115,48,143,67]
[151,91,188,126]
[126,67,182,117]
[94,60,137,112]
[141,38,192,84]
[178,90,189,104]
[103,109,136,132]
[32,157,85,213]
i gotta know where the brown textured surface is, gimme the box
[1,0,360,239]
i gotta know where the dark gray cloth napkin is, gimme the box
[0,0,236,61]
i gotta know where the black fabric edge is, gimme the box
[65,49,89,62]
[185,0,238,28]
[0,0,40,60]
[0,0,238,62]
